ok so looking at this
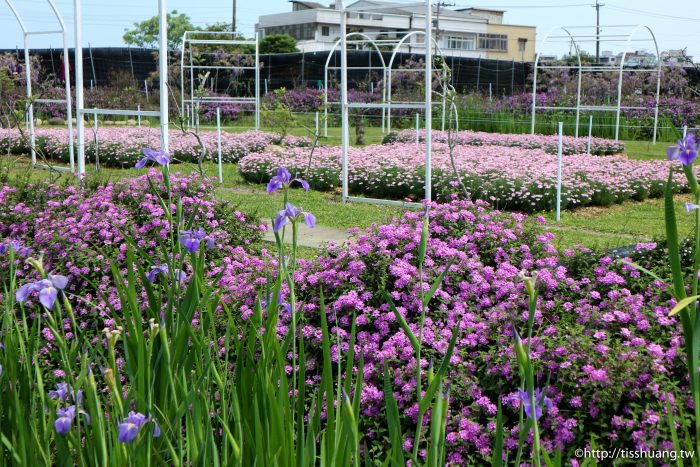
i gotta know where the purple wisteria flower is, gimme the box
[266,167,310,194]
[16,274,68,309]
[118,411,161,443]
[54,405,90,435]
[0,238,30,257]
[146,264,187,283]
[667,134,698,166]
[273,203,316,233]
[510,388,553,420]
[179,228,215,254]
[135,148,170,169]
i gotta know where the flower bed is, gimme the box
[393,129,625,156]
[0,127,310,167]
[0,171,266,333]
[214,197,682,462]
[239,142,685,211]
[0,168,689,463]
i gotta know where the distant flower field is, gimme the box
[393,129,625,156]
[239,142,686,211]
[0,127,310,167]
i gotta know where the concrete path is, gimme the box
[261,219,355,249]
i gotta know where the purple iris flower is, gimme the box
[266,167,310,194]
[260,291,292,314]
[179,228,215,254]
[273,203,316,233]
[135,148,170,169]
[667,134,698,166]
[117,411,161,443]
[16,274,68,309]
[0,239,29,257]
[146,264,187,283]
[686,202,700,213]
[54,405,90,435]
[49,382,83,405]
[510,388,553,420]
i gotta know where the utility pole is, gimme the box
[594,0,604,64]
[232,0,236,33]
[434,2,454,49]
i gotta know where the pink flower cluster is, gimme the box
[394,129,625,156]
[239,142,686,211]
[261,198,683,462]
[0,127,309,167]
[0,170,265,346]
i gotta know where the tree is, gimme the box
[259,34,298,54]
[123,10,198,50]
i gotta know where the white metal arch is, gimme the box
[323,32,390,136]
[531,24,661,143]
[616,25,661,143]
[336,0,435,207]
[386,30,446,133]
[4,0,75,171]
[73,0,169,175]
[179,31,260,131]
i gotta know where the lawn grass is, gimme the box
[2,128,684,255]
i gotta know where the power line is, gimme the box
[606,4,700,22]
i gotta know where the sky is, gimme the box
[0,0,698,60]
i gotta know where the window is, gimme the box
[264,23,316,40]
[478,33,507,51]
[446,35,475,50]
[322,26,330,36]
[518,38,527,52]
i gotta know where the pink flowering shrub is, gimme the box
[0,170,265,334]
[242,199,682,463]
[0,127,310,167]
[393,129,625,156]
[239,142,686,211]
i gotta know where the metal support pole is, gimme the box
[159,0,169,153]
[61,32,75,172]
[556,121,563,223]
[23,33,36,166]
[415,113,419,144]
[315,111,319,137]
[424,0,432,203]
[531,58,539,135]
[74,0,86,175]
[587,114,593,155]
[137,104,142,127]
[88,42,96,86]
[93,112,99,170]
[255,32,260,130]
[217,107,223,184]
[614,60,624,142]
[489,82,492,101]
[683,125,688,139]
[145,80,149,101]
[338,0,349,203]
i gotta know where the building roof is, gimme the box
[345,0,487,21]
[289,0,328,9]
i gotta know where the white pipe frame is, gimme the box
[179,31,260,130]
[74,0,169,174]
[531,25,660,143]
[337,0,434,206]
[386,30,446,134]
[4,0,76,171]
[323,32,389,137]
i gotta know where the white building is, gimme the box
[256,0,536,61]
